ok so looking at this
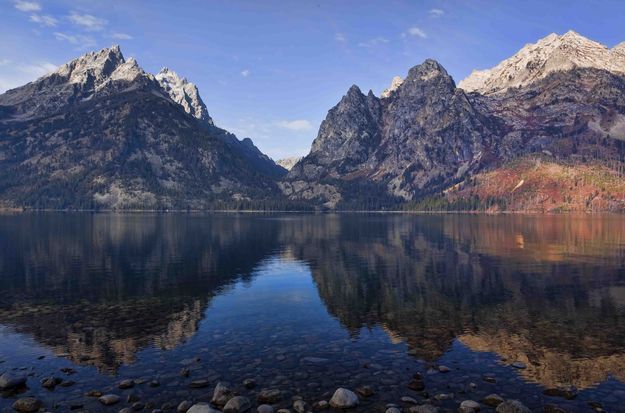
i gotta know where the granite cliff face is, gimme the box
[281,60,497,208]
[0,46,284,209]
[282,32,625,210]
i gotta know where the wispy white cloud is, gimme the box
[110,32,133,40]
[241,69,250,77]
[429,8,445,17]
[403,27,428,39]
[14,1,40,12]
[53,32,97,49]
[276,119,312,131]
[0,60,57,93]
[358,37,389,48]
[335,33,346,42]
[68,11,107,31]
[29,14,58,27]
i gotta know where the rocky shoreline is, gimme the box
[0,361,607,413]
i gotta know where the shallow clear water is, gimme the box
[1,213,625,412]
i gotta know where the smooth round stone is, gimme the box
[460,400,481,411]
[12,397,42,413]
[438,365,451,373]
[178,400,193,413]
[313,401,328,410]
[119,408,133,413]
[408,405,438,413]
[188,403,223,413]
[190,379,210,388]
[386,408,402,413]
[224,396,251,413]
[329,388,359,409]
[0,373,27,389]
[401,397,418,405]
[212,382,233,406]
[510,362,526,369]
[257,405,274,413]
[243,378,257,389]
[293,400,307,413]
[99,394,121,406]
[495,400,532,413]
[276,410,291,413]
[257,389,282,404]
[483,394,504,407]
[119,379,135,389]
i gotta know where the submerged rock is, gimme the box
[257,405,274,413]
[355,386,374,397]
[212,382,233,406]
[187,403,222,413]
[178,401,193,413]
[12,397,42,413]
[257,389,282,404]
[482,394,504,407]
[99,394,121,406]
[408,405,438,413]
[224,396,251,413]
[495,400,531,413]
[119,379,135,389]
[460,400,480,412]
[543,385,577,400]
[0,372,27,389]
[293,400,308,413]
[329,388,359,409]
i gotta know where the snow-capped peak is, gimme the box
[155,67,213,125]
[458,31,625,94]
[381,76,404,98]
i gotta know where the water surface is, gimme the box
[1,213,625,412]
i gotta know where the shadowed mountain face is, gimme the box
[0,47,284,210]
[282,32,625,210]
[0,213,624,388]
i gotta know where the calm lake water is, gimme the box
[1,213,625,413]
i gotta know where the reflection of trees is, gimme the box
[284,214,625,388]
[1,213,625,386]
[0,213,282,372]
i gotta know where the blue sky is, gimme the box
[2,0,625,160]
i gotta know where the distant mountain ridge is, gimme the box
[0,46,285,209]
[281,31,625,211]
[2,32,625,212]
[458,30,625,94]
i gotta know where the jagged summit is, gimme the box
[155,67,213,125]
[381,76,404,98]
[53,45,144,86]
[459,30,625,94]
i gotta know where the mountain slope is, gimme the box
[281,60,498,208]
[459,30,625,94]
[0,46,282,209]
[282,31,625,210]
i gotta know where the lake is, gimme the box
[0,213,624,413]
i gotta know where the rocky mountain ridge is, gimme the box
[0,46,285,209]
[458,30,625,94]
[282,31,625,210]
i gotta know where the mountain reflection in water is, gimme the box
[0,213,624,395]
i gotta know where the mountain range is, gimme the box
[1,31,624,211]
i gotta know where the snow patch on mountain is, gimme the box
[459,30,625,94]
